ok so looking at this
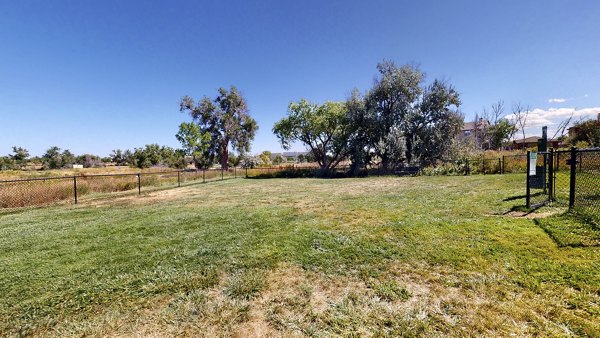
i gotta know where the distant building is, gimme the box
[270,151,309,162]
[511,136,562,150]
[461,118,490,138]
[282,151,309,162]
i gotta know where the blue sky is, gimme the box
[1,0,599,157]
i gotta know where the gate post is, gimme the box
[548,149,554,201]
[466,159,470,176]
[569,147,577,208]
[73,176,78,204]
[526,151,531,208]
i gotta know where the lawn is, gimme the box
[0,175,598,337]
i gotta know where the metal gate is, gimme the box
[526,150,551,208]
[526,147,600,223]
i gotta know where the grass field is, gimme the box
[0,175,598,337]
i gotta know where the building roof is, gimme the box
[512,136,560,144]
[461,119,490,132]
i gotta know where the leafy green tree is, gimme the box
[110,149,127,165]
[273,154,284,165]
[487,119,517,150]
[61,149,76,167]
[258,151,272,167]
[409,80,462,164]
[569,118,600,147]
[179,86,258,169]
[123,150,135,167]
[76,154,102,168]
[364,61,423,169]
[42,146,63,169]
[176,122,210,168]
[9,146,29,169]
[133,148,151,169]
[160,146,187,169]
[0,156,15,170]
[133,144,163,169]
[273,100,356,171]
[349,61,463,168]
[227,154,242,167]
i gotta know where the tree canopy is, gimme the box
[176,122,210,168]
[273,99,356,171]
[569,118,600,147]
[180,86,258,169]
[348,61,463,169]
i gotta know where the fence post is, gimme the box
[234,167,237,178]
[177,171,181,187]
[466,159,470,176]
[569,147,577,208]
[548,149,554,202]
[526,151,531,208]
[73,176,78,204]
[482,158,486,175]
[137,173,141,195]
[498,158,502,174]
[221,168,224,180]
[502,156,505,174]
[203,169,206,183]
[246,167,248,178]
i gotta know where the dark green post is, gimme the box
[548,149,554,201]
[526,151,531,208]
[73,176,78,204]
[569,147,577,208]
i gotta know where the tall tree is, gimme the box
[42,146,63,169]
[180,86,258,169]
[61,149,76,167]
[511,103,530,152]
[176,122,210,168]
[273,99,356,171]
[364,61,423,169]
[10,146,29,168]
[484,100,517,150]
[568,117,600,147]
[410,80,462,164]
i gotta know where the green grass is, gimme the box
[0,175,598,336]
[536,211,600,247]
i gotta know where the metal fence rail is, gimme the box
[0,168,240,209]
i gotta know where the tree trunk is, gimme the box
[221,140,229,169]
[381,153,389,172]
[405,135,413,165]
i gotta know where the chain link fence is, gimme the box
[0,168,240,210]
[523,148,600,224]
[573,149,600,223]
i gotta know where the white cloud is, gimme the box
[504,107,600,139]
[548,98,566,103]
